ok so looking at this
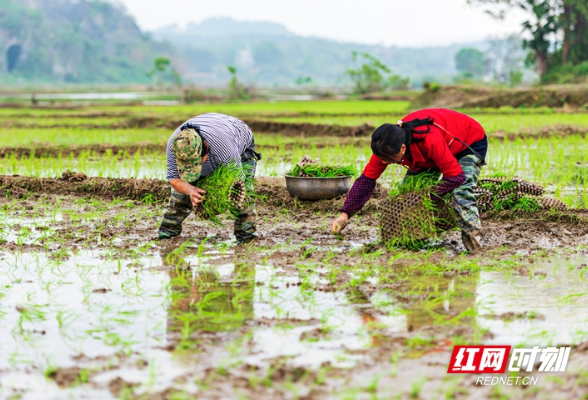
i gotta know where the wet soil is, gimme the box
[0,139,369,159]
[0,142,164,158]
[0,117,377,137]
[245,120,375,137]
[0,173,171,203]
[1,174,587,264]
[48,366,84,388]
[491,124,588,141]
[1,174,585,228]
[2,177,588,399]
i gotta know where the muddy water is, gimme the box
[1,239,587,399]
[0,248,371,398]
[1,188,588,398]
[478,258,588,346]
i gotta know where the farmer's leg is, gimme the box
[451,155,483,247]
[234,159,258,243]
[159,188,193,238]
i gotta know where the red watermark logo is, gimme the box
[448,346,511,373]
[447,345,571,374]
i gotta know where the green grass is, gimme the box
[0,127,170,147]
[256,112,588,133]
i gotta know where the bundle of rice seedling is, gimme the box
[286,158,358,178]
[478,176,544,197]
[476,176,565,212]
[196,162,254,225]
[379,174,456,249]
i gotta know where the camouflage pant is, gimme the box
[405,154,483,234]
[158,159,258,242]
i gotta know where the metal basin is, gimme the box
[284,175,354,200]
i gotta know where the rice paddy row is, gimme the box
[2,135,588,207]
[1,100,588,136]
[2,100,588,398]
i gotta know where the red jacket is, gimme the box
[363,108,486,179]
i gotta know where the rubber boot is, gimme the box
[462,229,482,253]
[235,231,258,244]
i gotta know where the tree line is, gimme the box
[468,0,588,83]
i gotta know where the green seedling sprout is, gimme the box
[382,173,447,250]
[286,163,358,178]
[196,161,255,226]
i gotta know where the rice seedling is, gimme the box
[286,162,358,178]
[380,173,450,250]
[194,162,255,225]
[3,99,588,398]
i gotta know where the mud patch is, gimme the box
[0,173,170,202]
[0,174,387,216]
[2,193,588,399]
[0,117,376,137]
[0,139,369,159]
[48,366,85,388]
[0,143,163,158]
[486,311,546,321]
[108,376,138,398]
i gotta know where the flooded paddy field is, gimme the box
[2,101,588,399]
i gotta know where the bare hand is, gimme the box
[188,186,207,207]
[331,213,349,235]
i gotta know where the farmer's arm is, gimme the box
[426,135,465,197]
[166,137,206,207]
[169,179,206,207]
[332,155,387,233]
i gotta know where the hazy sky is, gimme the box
[115,0,527,47]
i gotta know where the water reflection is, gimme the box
[160,245,255,342]
[349,271,480,347]
[402,274,479,332]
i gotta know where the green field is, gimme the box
[1,100,587,206]
[1,99,588,399]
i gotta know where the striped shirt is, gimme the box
[166,113,254,181]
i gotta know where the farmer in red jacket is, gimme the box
[331,108,487,251]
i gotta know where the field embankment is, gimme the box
[412,85,588,109]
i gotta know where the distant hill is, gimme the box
[152,18,487,87]
[156,17,294,39]
[0,0,173,84]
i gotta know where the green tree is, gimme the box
[227,65,249,100]
[455,48,486,78]
[294,76,313,86]
[468,0,558,76]
[346,51,409,94]
[147,56,182,87]
[468,0,588,81]
[509,69,524,86]
[153,57,171,73]
[0,0,172,83]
